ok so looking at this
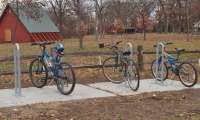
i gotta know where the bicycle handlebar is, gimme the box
[153,42,173,47]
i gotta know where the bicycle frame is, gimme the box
[114,50,132,77]
[158,46,180,75]
[40,46,62,78]
[102,41,134,77]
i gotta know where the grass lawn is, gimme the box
[0,33,199,55]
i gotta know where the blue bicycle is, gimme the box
[29,42,76,95]
[151,42,197,87]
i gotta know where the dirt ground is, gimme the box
[0,89,200,120]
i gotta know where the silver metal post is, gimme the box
[156,43,159,79]
[160,43,165,84]
[14,43,21,97]
[125,42,133,59]
[156,42,165,83]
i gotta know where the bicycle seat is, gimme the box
[175,48,185,54]
[123,51,131,56]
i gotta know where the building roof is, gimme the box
[0,3,63,43]
[8,3,59,33]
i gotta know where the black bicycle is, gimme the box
[100,41,140,91]
[151,42,198,87]
[29,42,76,95]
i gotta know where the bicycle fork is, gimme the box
[123,63,129,78]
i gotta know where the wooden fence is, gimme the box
[0,45,200,75]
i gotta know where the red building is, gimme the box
[0,3,63,43]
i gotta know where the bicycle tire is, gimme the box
[126,59,140,91]
[102,57,124,84]
[29,57,48,88]
[151,59,168,81]
[178,62,198,87]
[56,62,76,95]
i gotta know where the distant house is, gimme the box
[0,3,63,43]
[124,27,136,34]
[193,21,200,36]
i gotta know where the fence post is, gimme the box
[137,45,144,71]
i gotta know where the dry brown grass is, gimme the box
[0,33,199,56]
[0,33,199,88]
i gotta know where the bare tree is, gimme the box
[104,0,137,31]
[134,0,155,40]
[72,0,89,49]
[43,0,72,33]
[184,0,192,41]
[92,0,106,42]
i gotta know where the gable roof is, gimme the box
[7,3,59,33]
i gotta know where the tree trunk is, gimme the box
[95,3,99,42]
[165,16,169,33]
[144,29,146,41]
[79,36,84,49]
[58,1,63,33]
[59,16,63,33]
[186,0,190,41]
[76,0,84,49]
[142,15,146,41]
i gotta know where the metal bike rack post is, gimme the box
[124,42,133,59]
[14,43,21,97]
[123,42,133,86]
[156,42,165,83]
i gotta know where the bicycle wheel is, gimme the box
[126,60,140,91]
[29,58,48,88]
[102,57,124,84]
[178,62,197,87]
[151,59,168,81]
[56,63,76,95]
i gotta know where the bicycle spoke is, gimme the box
[179,63,197,87]
[151,60,168,81]
[29,58,48,88]
[126,60,140,91]
[103,57,124,84]
[56,63,75,95]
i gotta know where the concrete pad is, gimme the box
[0,79,199,108]
[89,79,200,96]
[0,84,115,108]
